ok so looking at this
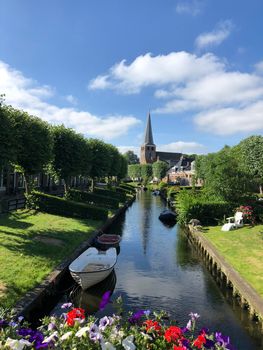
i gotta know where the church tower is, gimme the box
[140,113,156,164]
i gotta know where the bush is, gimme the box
[94,187,126,202]
[119,183,136,194]
[176,190,235,225]
[66,189,119,209]
[28,191,108,221]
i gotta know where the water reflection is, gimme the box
[70,270,116,313]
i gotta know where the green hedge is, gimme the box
[94,187,126,202]
[67,189,119,209]
[28,191,108,221]
[118,183,136,194]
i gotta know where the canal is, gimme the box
[61,191,262,349]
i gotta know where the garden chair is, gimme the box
[221,211,244,231]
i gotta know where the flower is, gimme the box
[144,319,162,333]
[61,331,73,341]
[5,338,32,350]
[99,316,111,330]
[66,307,85,326]
[122,335,136,350]
[100,339,116,350]
[61,302,73,309]
[75,326,90,338]
[193,333,206,349]
[99,290,111,310]
[164,326,183,343]
[128,310,146,324]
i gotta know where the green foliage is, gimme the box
[119,183,137,194]
[29,191,108,221]
[88,139,112,179]
[94,187,126,202]
[152,161,168,180]
[0,105,17,168]
[235,135,263,192]
[140,164,152,183]
[66,189,119,209]
[118,155,128,179]
[107,144,122,178]
[176,189,234,225]
[51,126,91,190]
[123,150,139,164]
[128,164,141,179]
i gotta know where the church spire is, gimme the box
[144,112,154,145]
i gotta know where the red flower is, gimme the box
[164,326,183,342]
[66,307,85,326]
[173,346,186,350]
[144,320,162,333]
[193,333,206,348]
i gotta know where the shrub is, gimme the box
[66,189,119,209]
[119,183,136,194]
[94,187,126,202]
[28,191,108,221]
[176,190,235,225]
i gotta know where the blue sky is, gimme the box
[1,0,263,155]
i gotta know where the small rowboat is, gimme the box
[159,209,177,226]
[96,234,121,249]
[69,247,117,290]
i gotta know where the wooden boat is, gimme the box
[69,247,117,290]
[96,234,121,249]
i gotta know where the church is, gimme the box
[140,113,195,185]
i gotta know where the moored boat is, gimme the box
[159,209,177,225]
[96,234,121,249]
[69,247,117,290]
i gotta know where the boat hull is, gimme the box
[70,266,114,290]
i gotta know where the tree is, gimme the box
[0,105,17,169]
[10,108,54,194]
[108,144,122,179]
[87,139,112,189]
[152,161,168,181]
[235,135,263,193]
[141,164,152,184]
[52,125,91,192]
[128,164,141,180]
[123,150,139,164]
[118,155,128,179]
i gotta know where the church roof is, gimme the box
[156,151,182,161]
[143,112,154,145]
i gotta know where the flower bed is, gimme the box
[0,294,236,349]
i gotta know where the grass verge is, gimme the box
[202,224,263,297]
[0,209,102,307]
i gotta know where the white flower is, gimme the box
[5,338,31,350]
[122,335,136,350]
[75,326,89,338]
[43,331,58,343]
[100,339,116,350]
[61,331,73,341]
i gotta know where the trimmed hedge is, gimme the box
[67,189,119,209]
[28,191,108,221]
[94,187,126,202]
[119,183,137,194]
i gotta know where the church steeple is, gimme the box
[144,112,154,145]
[140,112,156,164]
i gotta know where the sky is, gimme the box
[1,0,263,156]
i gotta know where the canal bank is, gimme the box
[14,196,135,323]
[186,224,263,328]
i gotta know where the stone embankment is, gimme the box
[187,224,263,331]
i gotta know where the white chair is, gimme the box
[221,212,243,231]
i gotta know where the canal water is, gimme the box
[61,191,262,349]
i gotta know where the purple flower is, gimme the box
[128,310,146,324]
[189,312,200,321]
[0,319,8,328]
[61,302,72,309]
[215,332,236,350]
[99,291,111,310]
[99,316,111,330]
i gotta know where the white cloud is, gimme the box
[158,141,206,154]
[89,74,111,90]
[90,50,263,136]
[117,146,140,156]
[88,51,224,93]
[65,94,78,105]
[195,20,233,50]
[254,60,263,74]
[175,0,204,16]
[0,61,140,140]
[194,101,263,135]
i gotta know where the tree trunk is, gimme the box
[260,184,263,195]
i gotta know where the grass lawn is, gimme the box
[202,225,263,297]
[0,210,102,308]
